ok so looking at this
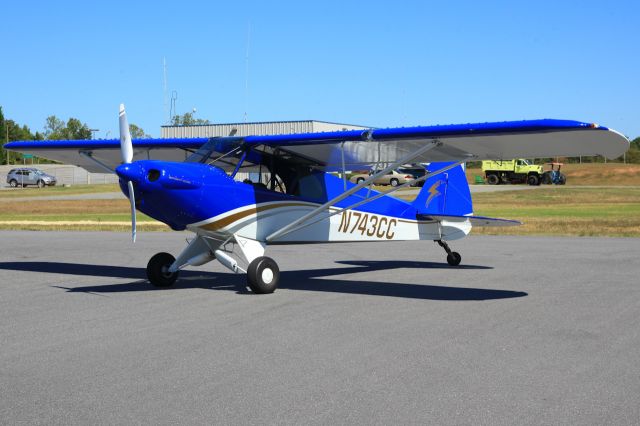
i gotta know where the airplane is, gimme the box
[5,105,629,293]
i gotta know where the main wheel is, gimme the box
[356,177,365,184]
[527,175,539,186]
[9,179,17,188]
[37,180,45,188]
[447,252,462,266]
[146,252,179,287]
[486,174,499,185]
[390,178,399,187]
[247,256,280,294]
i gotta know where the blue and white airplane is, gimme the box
[6,106,629,293]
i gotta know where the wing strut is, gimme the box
[265,140,441,242]
[267,159,467,241]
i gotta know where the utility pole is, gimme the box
[163,57,168,124]
[244,21,251,123]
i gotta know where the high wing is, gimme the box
[245,119,628,171]
[5,119,629,172]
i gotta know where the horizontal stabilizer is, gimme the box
[417,213,521,227]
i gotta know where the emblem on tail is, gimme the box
[425,179,445,208]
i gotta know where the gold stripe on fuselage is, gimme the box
[197,201,435,233]
[199,202,314,231]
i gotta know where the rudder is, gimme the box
[412,162,473,216]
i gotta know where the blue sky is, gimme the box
[1,0,638,139]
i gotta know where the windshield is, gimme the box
[186,138,244,164]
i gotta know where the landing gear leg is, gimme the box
[234,236,279,294]
[436,240,462,266]
[146,236,217,288]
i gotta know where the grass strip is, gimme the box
[0,184,120,199]
[397,187,640,237]
[1,187,639,237]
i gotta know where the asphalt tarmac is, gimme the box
[0,231,638,425]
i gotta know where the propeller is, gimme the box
[119,103,137,242]
[127,180,137,243]
[119,104,133,164]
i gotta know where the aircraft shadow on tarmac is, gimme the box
[0,260,527,301]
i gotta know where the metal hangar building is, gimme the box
[161,120,368,139]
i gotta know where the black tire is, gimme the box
[558,174,567,185]
[247,256,280,294]
[542,172,552,184]
[447,252,462,266]
[390,178,399,187]
[146,252,179,287]
[9,180,17,188]
[37,180,45,188]
[356,177,365,184]
[527,175,539,186]
[486,174,500,185]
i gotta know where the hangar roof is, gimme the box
[161,120,369,139]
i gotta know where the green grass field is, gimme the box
[470,187,640,237]
[1,180,639,237]
[393,186,640,237]
[0,183,120,199]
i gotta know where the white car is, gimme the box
[349,169,416,186]
[6,168,57,188]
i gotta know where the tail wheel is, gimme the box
[447,252,462,266]
[486,174,499,185]
[147,252,179,287]
[390,178,399,187]
[247,256,280,294]
[9,180,18,188]
[527,175,539,186]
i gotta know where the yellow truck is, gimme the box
[481,159,543,185]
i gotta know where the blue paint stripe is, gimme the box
[245,119,604,146]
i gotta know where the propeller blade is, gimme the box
[119,103,133,164]
[127,180,137,242]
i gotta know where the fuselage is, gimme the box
[116,160,471,243]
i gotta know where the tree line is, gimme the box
[0,106,151,164]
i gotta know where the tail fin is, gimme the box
[412,162,473,216]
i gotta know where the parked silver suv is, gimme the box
[6,168,57,188]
